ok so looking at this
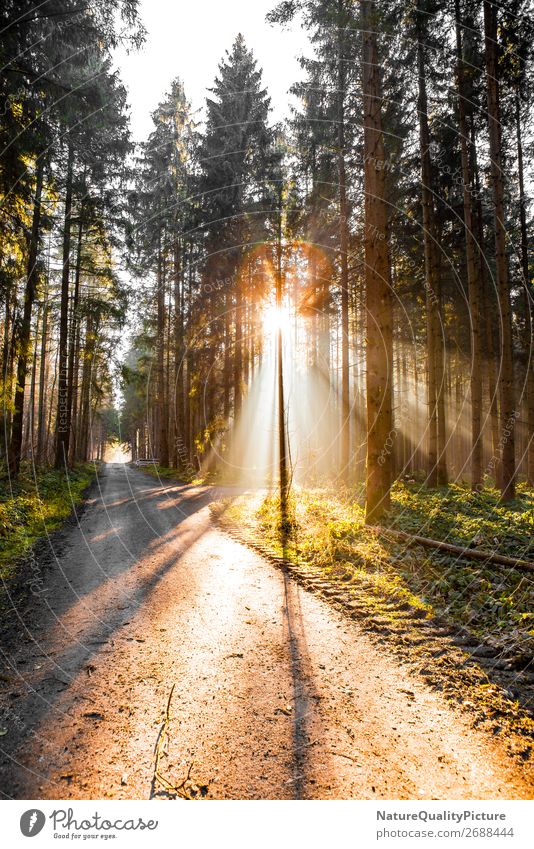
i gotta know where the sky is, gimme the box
[113,0,311,142]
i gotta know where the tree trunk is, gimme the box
[276,178,289,522]
[484,0,516,500]
[338,0,350,481]
[434,232,448,484]
[472,125,501,480]
[173,237,184,467]
[46,339,59,464]
[416,17,447,486]
[0,282,13,458]
[69,319,81,463]
[8,156,44,477]
[362,0,393,523]
[157,238,169,466]
[36,284,49,465]
[24,302,40,458]
[185,244,194,463]
[515,87,534,485]
[67,208,83,463]
[234,275,243,418]
[78,314,95,463]
[55,143,74,468]
[223,285,231,422]
[455,0,483,489]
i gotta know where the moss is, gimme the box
[390,480,534,559]
[0,462,96,582]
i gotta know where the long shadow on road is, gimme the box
[0,464,217,797]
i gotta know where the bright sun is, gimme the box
[262,302,291,338]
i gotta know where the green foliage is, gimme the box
[389,481,534,558]
[387,482,534,651]
[0,463,96,580]
[98,407,121,444]
[0,0,139,472]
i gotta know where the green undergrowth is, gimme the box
[0,462,97,583]
[391,481,534,558]
[218,481,534,659]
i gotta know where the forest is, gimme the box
[0,0,533,805]
[119,0,534,526]
[2,0,533,511]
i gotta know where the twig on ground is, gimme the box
[153,684,195,799]
[329,750,362,765]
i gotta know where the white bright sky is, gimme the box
[113,0,310,141]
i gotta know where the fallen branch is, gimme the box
[370,526,534,573]
[328,750,362,765]
[153,684,195,799]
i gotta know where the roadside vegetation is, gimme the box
[217,482,534,662]
[0,463,96,584]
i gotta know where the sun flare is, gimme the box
[262,301,291,338]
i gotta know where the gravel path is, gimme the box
[0,463,532,799]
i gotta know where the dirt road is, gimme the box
[0,463,532,799]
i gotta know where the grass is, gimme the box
[0,462,97,583]
[218,480,534,660]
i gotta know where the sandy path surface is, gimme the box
[0,463,532,799]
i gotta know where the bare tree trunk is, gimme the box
[37,284,49,465]
[416,16,447,486]
[338,0,350,481]
[484,0,516,500]
[67,208,83,463]
[472,126,500,480]
[0,282,13,458]
[78,314,94,463]
[24,302,40,458]
[55,143,74,468]
[244,261,252,387]
[455,0,483,489]
[223,285,231,422]
[434,233,448,484]
[69,320,81,463]
[165,281,172,463]
[484,274,501,472]
[157,239,169,466]
[234,275,243,418]
[362,0,393,522]
[515,87,534,485]
[173,237,184,468]
[45,338,59,464]
[185,245,194,463]
[9,156,44,477]
[276,177,288,523]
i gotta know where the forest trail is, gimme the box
[0,463,532,800]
